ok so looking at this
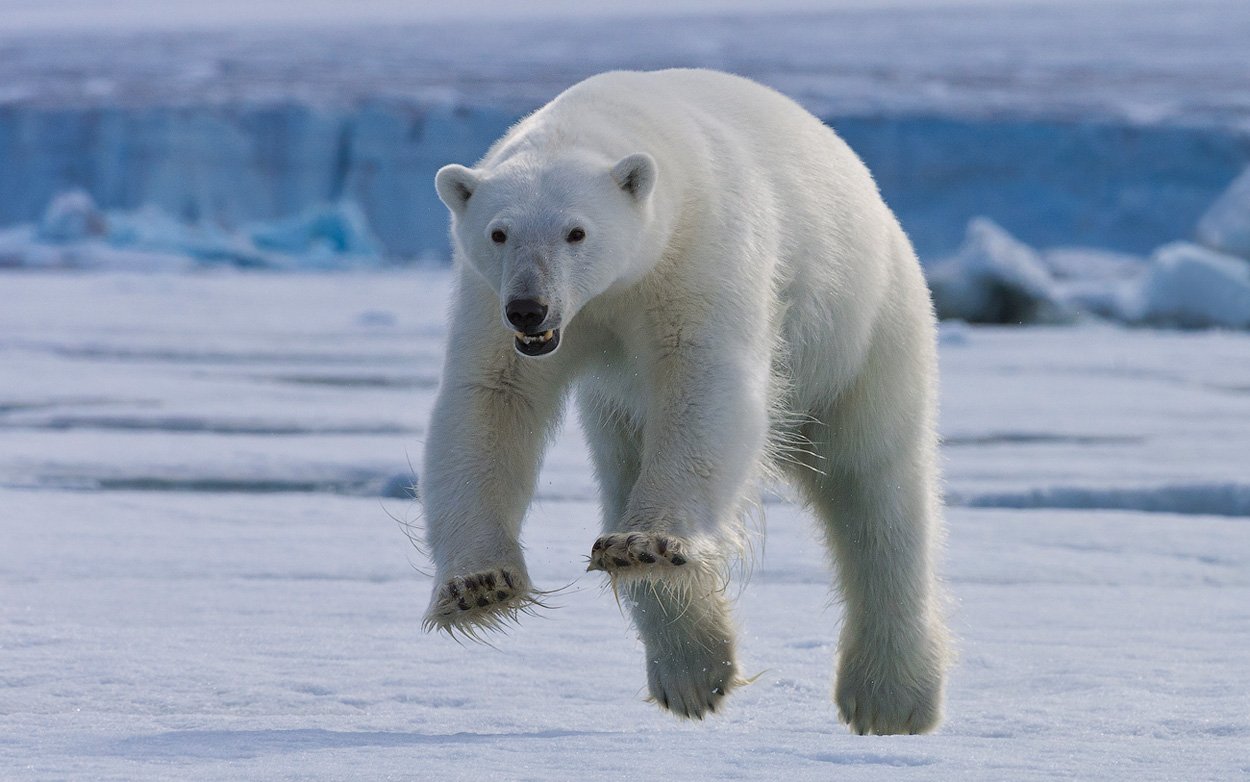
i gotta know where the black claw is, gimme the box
[476,596,490,607]
[484,573,496,588]
[501,570,515,589]
[592,539,606,551]
[457,598,470,611]
[612,556,630,568]
[638,552,657,564]
[656,539,668,555]
[447,582,461,597]
[463,576,477,589]
[669,554,687,566]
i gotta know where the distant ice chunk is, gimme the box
[0,219,196,271]
[1132,242,1250,329]
[1197,167,1250,260]
[36,190,107,243]
[0,192,387,271]
[1041,247,1146,322]
[927,218,1070,324]
[1042,247,1146,282]
[107,206,268,268]
[251,202,384,260]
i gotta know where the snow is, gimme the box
[3,2,1250,773]
[3,271,1249,779]
[962,483,1250,517]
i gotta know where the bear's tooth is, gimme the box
[542,330,554,340]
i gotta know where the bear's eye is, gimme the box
[490,229,507,244]
[566,227,586,243]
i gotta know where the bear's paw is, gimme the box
[647,634,742,721]
[835,629,946,735]
[422,567,538,639]
[586,532,691,576]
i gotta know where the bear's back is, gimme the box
[485,69,855,183]
[552,68,837,157]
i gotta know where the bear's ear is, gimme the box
[435,164,480,214]
[611,153,657,202]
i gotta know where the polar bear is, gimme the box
[420,69,949,735]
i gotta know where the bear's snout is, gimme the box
[505,298,549,334]
[505,297,561,357]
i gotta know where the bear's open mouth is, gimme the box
[514,328,561,357]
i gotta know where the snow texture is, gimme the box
[2,271,1249,780]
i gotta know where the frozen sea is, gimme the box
[2,271,1248,780]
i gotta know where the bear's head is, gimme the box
[435,151,657,357]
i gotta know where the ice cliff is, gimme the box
[2,104,1249,263]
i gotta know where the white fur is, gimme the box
[422,69,950,733]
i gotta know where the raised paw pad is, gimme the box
[433,568,520,618]
[586,533,691,573]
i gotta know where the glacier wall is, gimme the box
[2,102,1249,261]
[0,102,514,261]
[834,116,1250,259]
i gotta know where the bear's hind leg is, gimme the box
[788,332,950,735]
[579,387,742,719]
[801,456,948,734]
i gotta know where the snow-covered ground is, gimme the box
[3,271,1248,780]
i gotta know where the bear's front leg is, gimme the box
[421,377,555,636]
[589,346,770,583]
[421,279,572,637]
[584,327,770,718]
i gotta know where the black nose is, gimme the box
[506,298,548,332]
